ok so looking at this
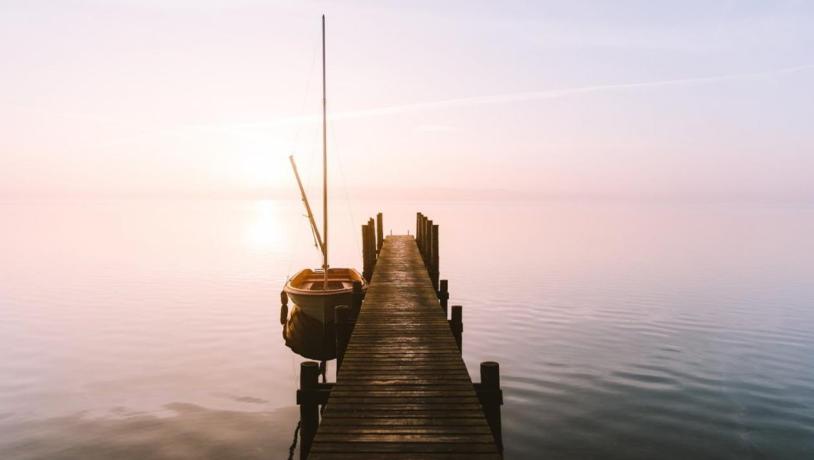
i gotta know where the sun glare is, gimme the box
[243,200,288,252]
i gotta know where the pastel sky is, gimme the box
[2,0,813,200]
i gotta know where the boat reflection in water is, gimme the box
[281,302,337,362]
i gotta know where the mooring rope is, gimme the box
[287,420,301,460]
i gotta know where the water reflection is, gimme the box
[0,404,296,460]
[281,303,337,362]
[2,199,813,459]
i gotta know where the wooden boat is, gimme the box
[285,267,365,317]
[283,15,366,321]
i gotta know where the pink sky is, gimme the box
[2,1,813,200]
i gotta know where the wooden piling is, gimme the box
[478,361,504,452]
[422,217,428,262]
[416,212,423,250]
[361,224,369,281]
[431,223,440,291]
[362,223,374,282]
[425,219,433,266]
[450,304,463,353]
[367,218,377,273]
[334,305,351,371]
[420,214,426,260]
[297,361,320,460]
[376,212,383,254]
[439,279,449,314]
[351,280,363,320]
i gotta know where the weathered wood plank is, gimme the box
[310,453,500,460]
[310,442,498,453]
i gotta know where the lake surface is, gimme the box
[1,199,813,459]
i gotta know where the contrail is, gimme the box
[232,63,814,128]
[103,63,814,144]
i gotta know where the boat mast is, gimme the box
[321,14,329,287]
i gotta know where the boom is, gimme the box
[289,155,325,257]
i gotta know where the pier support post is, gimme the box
[368,218,377,272]
[334,305,351,371]
[438,279,449,315]
[424,219,433,267]
[351,280,363,321]
[415,212,421,252]
[477,362,504,452]
[297,362,320,460]
[362,223,373,282]
[431,224,439,291]
[422,218,428,264]
[419,215,426,261]
[450,305,463,353]
[362,224,367,279]
[376,212,383,254]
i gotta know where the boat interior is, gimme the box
[289,268,363,292]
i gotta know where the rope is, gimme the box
[287,420,301,460]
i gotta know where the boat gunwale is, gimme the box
[284,267,367,297]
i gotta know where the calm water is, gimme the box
[1,199,813,459]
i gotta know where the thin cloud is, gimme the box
[105,63,814,144]
[237,63,814,127]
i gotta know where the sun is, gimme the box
[243,200,288,252]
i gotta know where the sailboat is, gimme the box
[284,15,367,321]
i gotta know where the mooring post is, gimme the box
[367,217,378,270]
[425,219,433,267]
[438,279,449,315]
[376,212,383,254]
[335,305,351,372]
[351,280,363,321]
[420,215,426,260]
[361,224,370,281]
[423,219,430,265]
[421,216,427,263]
[363,221,377,282]
[418,215,422,256]
[450,305,463,353]
[416,212,422,248]
[297,361,320,460]
[425,217,430,263]
[369,223,374,276]
[415,212,424,252]
[431,224,440,291]
[478,362,504,452]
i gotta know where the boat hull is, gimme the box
[286,290,354,322]
[283,267,366,322]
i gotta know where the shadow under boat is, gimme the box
[281,302,338,362]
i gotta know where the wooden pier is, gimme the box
[295,213,503,459]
